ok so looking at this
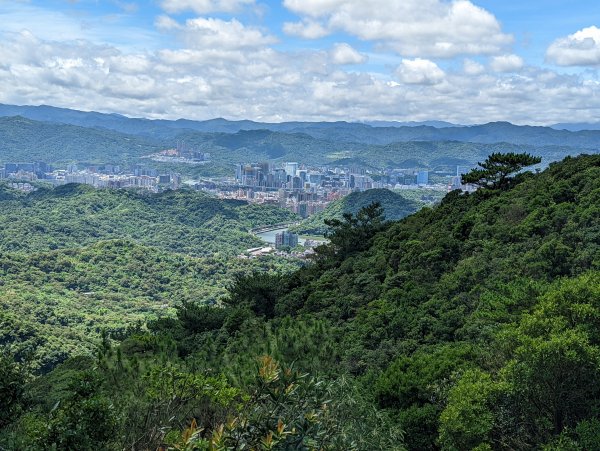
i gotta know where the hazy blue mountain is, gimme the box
[1,116,597,172]
[292,121,600,147]
[0,104,376,138]
[551,122,600,131]
[365,120,461,128]
[4,104,600,149]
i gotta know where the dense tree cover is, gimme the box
[0,185,300,371]
[0,116,163,165]
[290,189,421,236]
[0,184,297,256]
[0,240,301,372]
[2,154,600,449]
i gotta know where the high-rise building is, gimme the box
[285,162,298,177]
[298,203,308,218]
[448,176,463,191]
[275,230,299,249]
[417,170,429,185]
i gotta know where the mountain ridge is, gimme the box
[4,103,600,148]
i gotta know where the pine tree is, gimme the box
[462,152,541,189]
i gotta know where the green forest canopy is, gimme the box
[290,188,423,236]
[2,154,600,450]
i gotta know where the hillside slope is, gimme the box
[0,184,299,371]
[0,183,297,256]
[3,154,600,450]
[0,240,299,372]
[290,188,421,235]
[271,154,600,448]
[0,116,164,164]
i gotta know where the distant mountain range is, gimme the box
[2,103,600,144]
[1,103,599,171]
[365,120,461,128]
[550,122,600,132]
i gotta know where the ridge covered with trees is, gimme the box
[290,188,422,236]
[1,116,596,178]
[0,185,300,372]
[0,184,297,256]
[2,154,600,449]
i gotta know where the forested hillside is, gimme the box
[0,185,300,371]
[2,154,600,450]
[1,116,596,175]
[0,116,163,164]
[0,184,297,256]
[290,188,421,235]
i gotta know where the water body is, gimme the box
[255,227,306,245]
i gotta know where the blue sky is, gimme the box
[0,0,599,124]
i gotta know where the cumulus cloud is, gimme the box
[463,59,485,75]
[158,16,276,50]
[155,15,180,31]
[283,20,329,39]
[397,58,445,85]
[330,43,366,65]
[546,26,600,66]
[282,0,512,57]
[2,6,600,125]
[160,0,254,14]
[490,54,524,72]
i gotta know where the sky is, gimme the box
[0,0,599,124]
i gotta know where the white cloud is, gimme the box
[330,43,366,65]
[2,9,600,125]
[164,17,276,50]
[155,15,181,31]
[282,0,512,58]
[160,0,254,14]
[283,0,346,17]
[283,20,329,39]
[490,54,524,72]
[546,26,600,66]
[463,59,484,75]
[397,58,445,85]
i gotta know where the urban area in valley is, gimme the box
[1,145,471,215]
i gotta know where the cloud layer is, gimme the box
[0,1,599,125]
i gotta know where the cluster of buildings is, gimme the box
[0,162,52,181]
[147,142,211,165]
[0,162,182,192]
[221,161,447,219]
[235,162,378,191]
[239,229,320,260]
[232,161,462,195]
[2,156,476,205]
